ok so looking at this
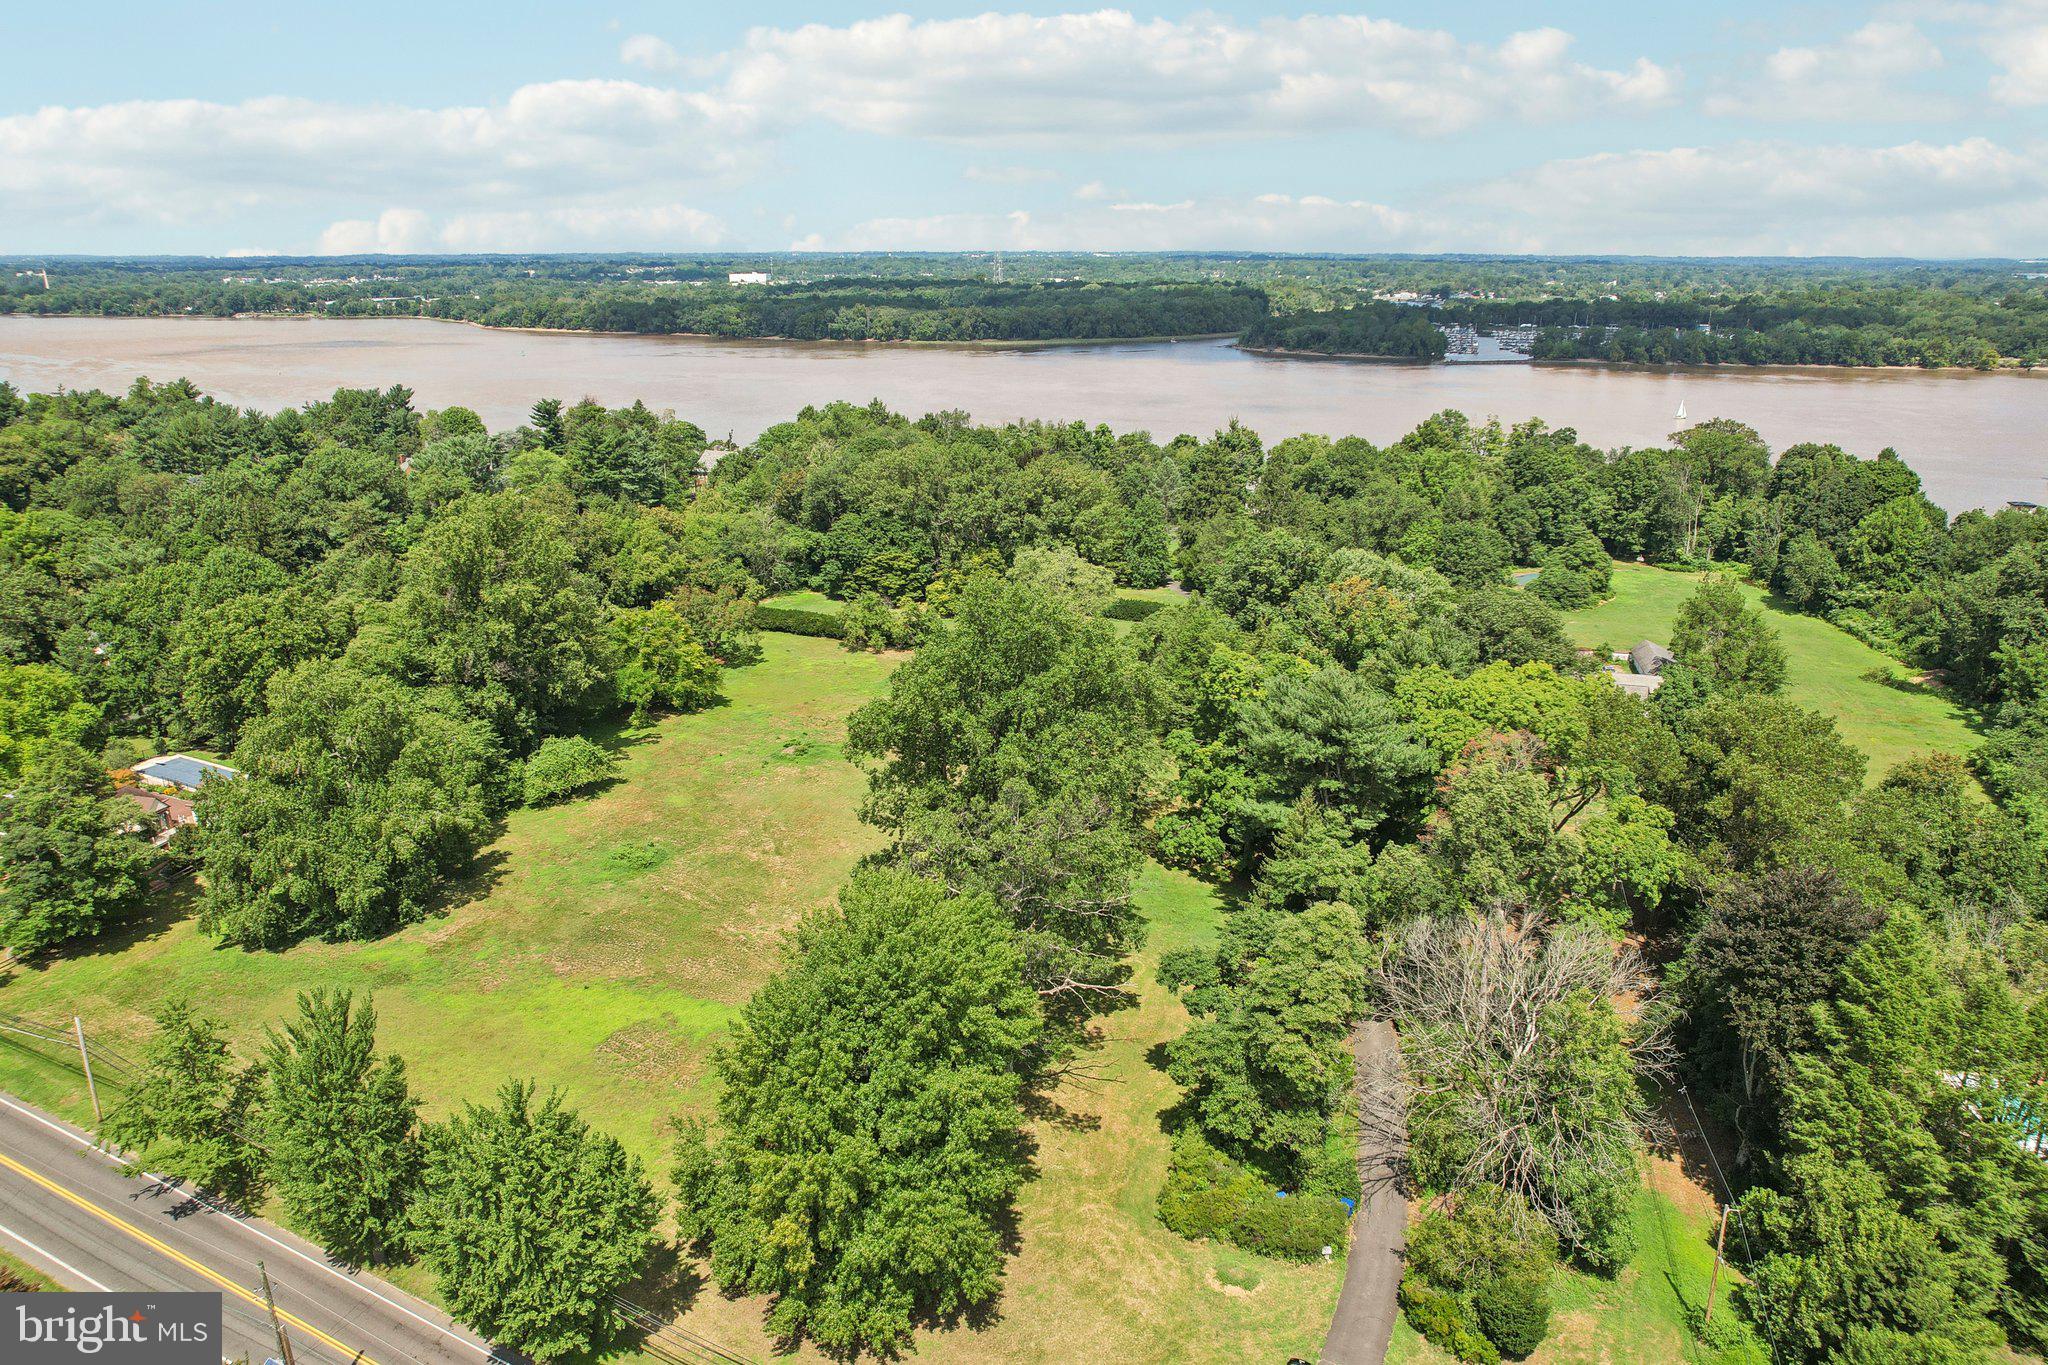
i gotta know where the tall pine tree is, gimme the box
[262,990,419,1264]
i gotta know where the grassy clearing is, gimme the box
[659,863,1344,1364]
[1387,1156,1753,1365]
[758,589,842,616]
[1561,562,1980,776]
[0,632,895,1170]
[0,635,1339,1362]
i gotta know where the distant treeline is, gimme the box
[1525,321,2011,369]
[0,264,1266,344]
[1239,303,1448,360]
[8,252,2048,365]
[1448,289,2048,369]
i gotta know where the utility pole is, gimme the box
[72,1017,101,1124]
[258,1261,297,1365]
[1702,1205,1730,1330]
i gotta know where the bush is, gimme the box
[1399,1275,1502,1365]
[1405,1186,1558,1293]
[1530,567,1599,609]
[1474,1272,1552,1359]
[1102,596,1169,621]
[1157,1133,1351,1261]
[751,604,844,639]
[839,593,904,652]
[522,735,616,806]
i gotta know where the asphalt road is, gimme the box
[0,1089,503,1365]
[1320,1020,1406,1365]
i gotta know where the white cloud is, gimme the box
[1454,137,2048,255]
[1072,180,1113,201]
[1980,2,2048,102]
[795,194,1429,253]
[721,12,1678,143]
[0,82,749,250]
[962,164,1058,184]
[797,138,2048,257]
[619,34,682,72]
[317,208,435,255]
[318,204,725,254]
[1706,20,1951,120]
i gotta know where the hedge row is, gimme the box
[752,604,845,639]
[1157,1133,1350,1261]
[1103,597,1170,621]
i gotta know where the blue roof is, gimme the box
[135,755,240,790]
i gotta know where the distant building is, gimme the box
[132,754,240,792]
[1600,639,1676,698]
[1629,640,1676,676]
[116,785,196,846]
[1604,666,1663,698]
[728,271,771,286]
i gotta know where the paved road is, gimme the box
[1320,1021,1406,1365]
[0,1089,503,1365]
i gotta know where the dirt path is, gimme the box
[1321,1019,1406,1365]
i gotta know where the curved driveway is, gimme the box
[1320,1020,1406,1365]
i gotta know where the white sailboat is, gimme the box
[1675,399,1688,423]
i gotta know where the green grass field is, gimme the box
[0,632,1338,1363]
[1562,562,1980,777]
[758,589,843,615]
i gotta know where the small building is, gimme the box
[1604,665,1663,698]
[1629,640,1676,676]
[727,270,771,286]
[132,754,240,792]
[116,785,197,847]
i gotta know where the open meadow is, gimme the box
[1561,562,1980,777]
[0,630,1340,1363]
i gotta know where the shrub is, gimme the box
[1399,1275,1502,1365]
[839,593,902,652]
[1405,1186,1558,1292]
[1531,566,1599,609]
[1157,1132,1351,1261]
[751,604,844,639]
[522,735,616,806]
[1475,1272,1552,1359]
[1103,596,1169,621]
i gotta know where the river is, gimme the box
[2,316,2043,513]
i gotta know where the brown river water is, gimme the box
[2,315,2044,513]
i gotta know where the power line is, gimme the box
[1673,1082,1756,1265]
[3,1009,755,1365]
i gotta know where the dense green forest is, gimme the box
[0,259,1265,343]
[0,375,2042,1361]
[1241,301,1449,359]
[7,252,2046,365]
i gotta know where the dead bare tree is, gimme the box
[1368,907,1670,1253]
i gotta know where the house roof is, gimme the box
[1604,666,1664,697]
[1629,640,1676,675]
[133,754,240,791]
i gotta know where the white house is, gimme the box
[728,271,771,286]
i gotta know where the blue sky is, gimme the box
[4,2,2045,257]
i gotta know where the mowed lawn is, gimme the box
[0,632,896,1169]
[0,633,1341,1363]
[1562,562,1979,776]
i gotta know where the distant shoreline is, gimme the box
[1236,339,2044,378]
[5,311,2043,377]
[14,310,1245,352]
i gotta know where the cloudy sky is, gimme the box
[5,1,2047,257]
